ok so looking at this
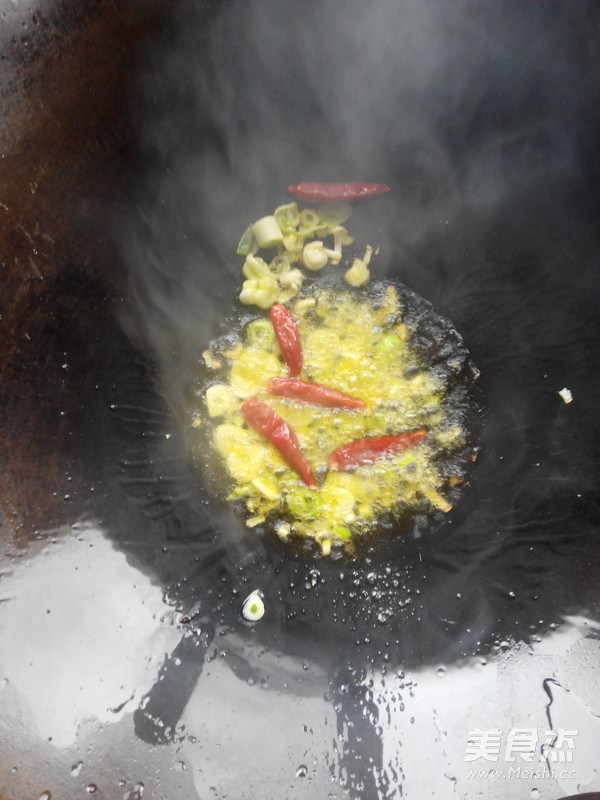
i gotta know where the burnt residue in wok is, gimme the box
[105,0,600,761]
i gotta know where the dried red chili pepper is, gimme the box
[241,397,317,488]
[287,182,391,203]
[267,378,366,410]
[328,430,427,471]
[270,303,303,377]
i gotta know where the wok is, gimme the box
[1,2,600,799]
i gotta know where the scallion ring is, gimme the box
[242,590,265,622]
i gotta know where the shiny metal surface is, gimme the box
[1,2,600,799]
[1,526,599,798]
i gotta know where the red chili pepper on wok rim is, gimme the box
[270,303,303,377]
[288,182,391,203]
[267,378,366,410]
[328,430,427,471]
[241,396,318,489]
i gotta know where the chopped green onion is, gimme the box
[237,226,256,256]
[345,245,372,287]
[275,522,291,539]
[278,267,304,292]
[242,590,265,622]
[245,318,276,350]
[287,491,323,520]
[317,203,352,229]
[239,275,278,309]
[377,333,405,356]
[320,538,332,556]
[302,241,329,271]
[299,209,320,230]
[333,524,352,540]
[282,232,304,253]
[227,485,253,501]
[242,254,271,279]
[205,384,237,418]
[274,202,300,232]
[327,226,354,265]
[251,216,284,249]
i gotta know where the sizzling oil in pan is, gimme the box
[189,276,482,557]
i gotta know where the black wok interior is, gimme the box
[117,0,600,661]
[1,2,600,798]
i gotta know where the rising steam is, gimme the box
[120,0,595,407]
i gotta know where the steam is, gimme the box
[110,9,600,792]
[120,0,595,398]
